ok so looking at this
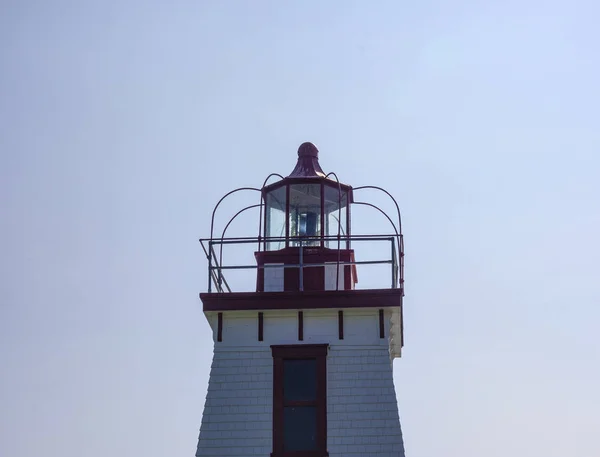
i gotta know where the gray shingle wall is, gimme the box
[196,311,405,457]
[327,346,405,456]
[196,348,273,456]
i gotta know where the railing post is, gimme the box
[299,240,304,292]
[207,240,213,293]
[202,234,402,293]
[217,264,223,293]
[400,234,404,295]
[391,237,397,289]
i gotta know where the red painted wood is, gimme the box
[255,247,356,292]
[379,309,384,339]
[201,288,402,312]
[320,181,325,248]
[271,344,328,358]
[285,184,290,248]
[262,177,353,200]
[217,312,223,342]
[338,310,343,340]
[258,312,264,341]
[271,344,328,457]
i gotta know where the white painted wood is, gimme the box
[196,308,406,457]
[324,262,345,290]
[263,263,284,292]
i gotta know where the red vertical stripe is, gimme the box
[320,181,325,248]
[217,312,223,342]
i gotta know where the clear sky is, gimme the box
[1,1,599,456]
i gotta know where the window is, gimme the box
[265,186,287,251]
[323,186,348,249]
[271,345,328,457]
[289,184,322,247]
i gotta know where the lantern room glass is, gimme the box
[324,185,349,249]
[265,186,287,251]
[264,181,350,251]
[289,184,321,247]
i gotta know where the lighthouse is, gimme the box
[196,142,406,457]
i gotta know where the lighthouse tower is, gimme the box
[196,143,406,457]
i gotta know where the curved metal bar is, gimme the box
[326,172,343,290]
[210,187,262,240]
[257,192,266,252]
[353,201,402,288]
[261,173,285,189]
[352,201,400,238]
[353,185,402,234]
[220,203,264,244]
[353,185,404,288]
[219,203,264,289]
[209,187,262,291]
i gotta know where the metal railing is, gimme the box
[199,234,404,294]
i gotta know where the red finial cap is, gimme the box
[288,142,325,178]
[298,142,319,158]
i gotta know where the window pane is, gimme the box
[284,406,317,451]
[323,186,348,248]
[265,186,287,250]
[289,184,321,246]
[284,359,316,401]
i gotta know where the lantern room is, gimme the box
[200,141,404,304]
[262,142,351,250]
[256,142,355,292]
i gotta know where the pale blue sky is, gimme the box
[1,1,599,456]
